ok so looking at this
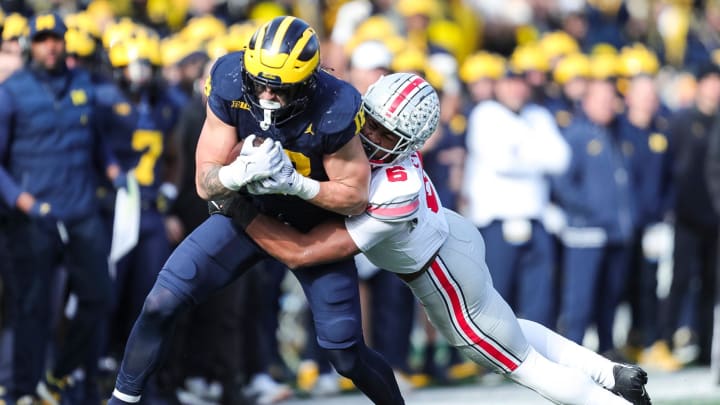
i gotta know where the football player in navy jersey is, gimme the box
[107,16,404,405]
[93,31,182,369]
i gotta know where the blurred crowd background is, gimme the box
[0,0,719,404]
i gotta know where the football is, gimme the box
[227,135,265,163]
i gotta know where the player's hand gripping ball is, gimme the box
[227,135,266,163]
[219,135,283,191]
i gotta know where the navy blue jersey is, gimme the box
[206,52,364,231]
[94,83,180,202]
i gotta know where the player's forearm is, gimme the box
[246,215,358,269]
[309,180,368,216]
[246,216,319,269]
[196,163,234,201]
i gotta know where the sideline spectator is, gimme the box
[462,61,570,328]
[0,13,120,404]
[663,63,720,366]
[554,79,637,354]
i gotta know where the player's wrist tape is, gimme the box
[295,176,320,200]
[218,165,242,191]
[207,196,259,228]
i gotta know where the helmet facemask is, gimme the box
[359,115,417,166]
[242,69,316,130]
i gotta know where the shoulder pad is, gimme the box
[313,70,363,135]
[207,51,245,102]
[366,164,423,223]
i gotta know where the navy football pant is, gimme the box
[113,214,403,404]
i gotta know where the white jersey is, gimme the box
[345,152,449,274]
[345,152,531,372]
[343,155,633,405]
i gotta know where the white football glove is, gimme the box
[246,150,320,200]
[218,135,284,191]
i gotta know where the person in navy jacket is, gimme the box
[662,63,720,367]
[615,75,680,370]
[554,79,638,354]
[0,13,123,404]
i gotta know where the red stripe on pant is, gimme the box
[430,260,520,371]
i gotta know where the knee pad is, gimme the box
[140,285,187,322]
[315,317,360,349]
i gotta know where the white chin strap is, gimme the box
[258,99,281,130]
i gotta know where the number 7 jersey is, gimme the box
[345,152,449,274]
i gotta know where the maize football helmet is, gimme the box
[242,16,319,129]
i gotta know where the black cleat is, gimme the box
[611,364,651,405]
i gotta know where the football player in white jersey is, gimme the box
[230,73,651,405]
